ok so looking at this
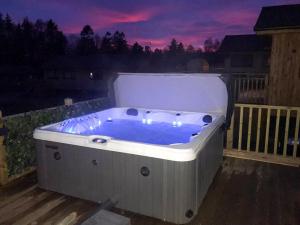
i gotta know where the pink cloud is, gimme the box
[131,35,207,50]
[63,6,159,34]
[130,37,168,49]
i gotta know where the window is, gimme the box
[231,54,253,67]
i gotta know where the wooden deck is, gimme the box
[1,157,300,225]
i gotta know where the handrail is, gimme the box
[232,75,268,104]
[226,104,300,164]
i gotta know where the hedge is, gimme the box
[3,97,111,176]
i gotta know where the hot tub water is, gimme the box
[52,118,204,145]
[84,119,202,145]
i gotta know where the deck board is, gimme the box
[0,157,299,225]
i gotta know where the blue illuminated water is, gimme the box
[75,119,202,145]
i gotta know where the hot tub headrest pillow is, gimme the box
[126,108,139,116]
[203,114,212,124]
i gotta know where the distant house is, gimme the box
[186,58,210,72]
[212,34,271,75]
[43,55,114,96]
[254,4,300,106]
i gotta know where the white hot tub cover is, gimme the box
[113,73,228,117]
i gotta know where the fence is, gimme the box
[225,103,300,166]
[232,74,268,104]
[0,97,111,185]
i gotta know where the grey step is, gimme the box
[80,210,131,225]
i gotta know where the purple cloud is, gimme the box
[1,0,299,48]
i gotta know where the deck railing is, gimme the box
[225,103,300,166]
[232,74,268,104]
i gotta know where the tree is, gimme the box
[77,25,97,55]
[0,14,66,65]
[4,14,14,31]
[111,31,128,54]
[35,19,46,32]
[44,19,67,57]
[204,38,213,52]
[80,25,94,39]
[168,39,178,54]
[177,42,185,54]
[186,44,195,53]
[167,39,185,55]
[144,45,152,56]
[213,39,220,51]
[131,42,144,56]
[0,14,16,64]
[100,32,113,53]
[0,13,3,30]
[94,34,102,49]
[204,38,220,52]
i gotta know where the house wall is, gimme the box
[268,32,300,106]
[210,52,269,75]
[224,52,269,74]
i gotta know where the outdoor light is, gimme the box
[107,117,112,122]
[142,118,146,124]
[146,119,152,124]
[172,121,182,127]
[89,72,94,79]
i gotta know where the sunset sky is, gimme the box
[0,0,299,49]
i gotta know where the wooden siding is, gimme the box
[268,32,300,106]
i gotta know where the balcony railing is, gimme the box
[225,103,300,166]
[232,74,268,104]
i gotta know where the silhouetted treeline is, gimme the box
[0,14,220,68]
[73,24,220,56]
[0,14,66,66]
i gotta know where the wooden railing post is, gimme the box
[264,108,271,154]
[274,109,281,155]
[0,110,8,186]
[283,109,291,157]
[246,107,253,152]
[226,111,234,150]
[238,106,244,151]
[293,110,300,158]
[64,98,73,106]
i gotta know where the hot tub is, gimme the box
[34,73,231,224]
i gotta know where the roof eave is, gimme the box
[255,27,300,35]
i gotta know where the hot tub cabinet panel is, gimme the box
[36,127,223,224]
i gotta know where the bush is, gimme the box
[3,98,111,176]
